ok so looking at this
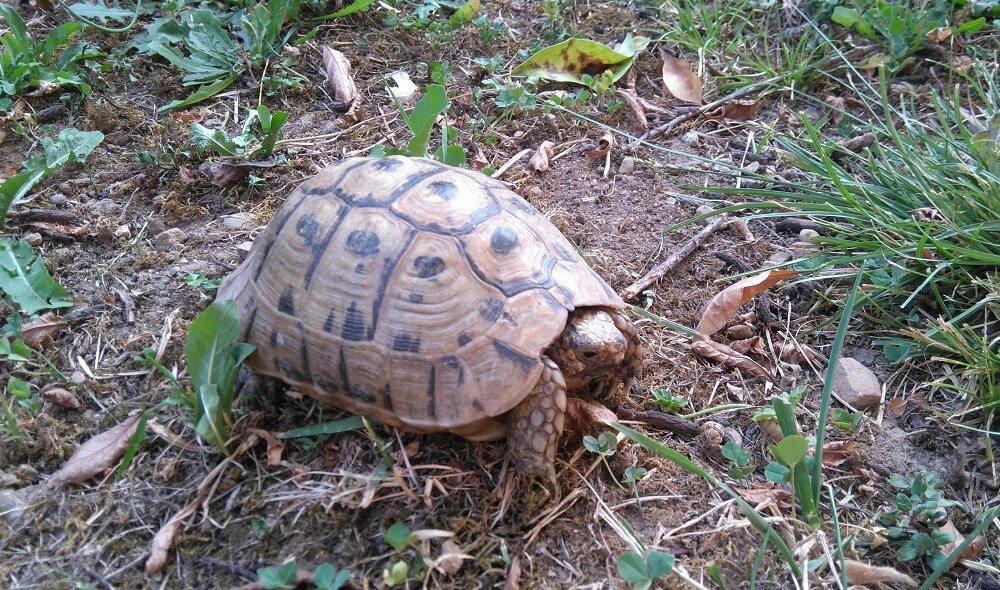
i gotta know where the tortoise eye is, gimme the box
[582,351,598,359]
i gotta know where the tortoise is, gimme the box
[217,156,641,479]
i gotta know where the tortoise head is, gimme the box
[547,308,632,393]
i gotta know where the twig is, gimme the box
[622,214,729,299]
[616,409,701,438]
[112,288,135,325]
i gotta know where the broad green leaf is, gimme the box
[0,238,72,314]
[7,377,32,399]
[384,522,412,552]
[511,35,648,86]
[0,169,48,225]
[161,76,237,111]
[646,551,674,578]
[971,114,1000,175]
[449,0,481,26]
[407,84,449,157]
[313,0,376,21]
[770,435,808,467]
[185,300,247,392]
[65,2,137,23]
[0,5,32,56]
[277,416,364,439]
[616,551,649,583]
[831,6,877,38]
[191,122,242,156]
[196,382,224,446]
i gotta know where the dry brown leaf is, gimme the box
[691,336,771,381]
[503,556,521,590]
[776,340,819,366]
[615,88,648,130]
[758,418,783,442]
[659,48,702,104]
[885,398,908,419]
[736,485,791,507]
[20,312,66,349]
[705,99,758,122]
[586,133,615,158]
[146,518,182,573]
[27,222,91,239]
[696,269,798,336]
[248,428,285,466]
[821,440,858,467]
[564,398,617,434]
[528,141,555,173]
[927,26,952,44]
[322,45,358,108]
[843,560,917,587]
[170,111,204,125]
[47,413,143,486]
[939,519,986,561]
[41,387,82,410]
[438,539,464,575]
[470,144,489,171]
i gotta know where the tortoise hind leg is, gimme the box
[508,358,567,482]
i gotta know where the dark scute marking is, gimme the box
[391,333,421,353]
[355,263,365,273]
[242,306,258,342]
[428,180,460,201]
[472,399,485,412]
[338,349,350,393]
[252,195,310,281]
[323,310,336,333]
[426,365,437,420]
[553,242,577,261]
[492,340,537,373]
[442,355,464,387]
[269,331,282,346]
[413,255,445,278]
[277,359,307,383]
[300,335,311,380]
[316,372,339,393]
[457,333,471,347]
[349,384,376,403]
[372,158,404,172]
[490,226,519,255]
[383,384,393,411]
[479,298,503,322]
[341,301,366,341]
[296,214,319,246]
[408,292,423,303]
[461,241,560,298]
[278,290,295,315]
[369,231,416,344]
[346,230,380,256]
[502,191,540,216]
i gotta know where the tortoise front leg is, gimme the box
[508,358,567,482]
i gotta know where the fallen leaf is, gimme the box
[776,340,819,366]
[691,336,771,381]
[438,539,464,575]
[758,418,783,442]
[201,159,275,189]
[696,269,797,336]
[170,111,204,125]
[389,71,418,101]
[47,413,143,486]
[511,35,649,86]
[322,45,358,108]
[885,398,908,419]
[27,222,91,239]
[20,312,66,349]
[659,48,702,104]
[586,133,615,158]
[615,88,647,130]
[927,27,952,44]
[843,560,917,587]
[178,166,196,185]
[469,145,489,171]
[821,440,858,467]
[704,99,758,122]
[564,398,617,434]
[737,485,791,507]
[503,556,521,590]
[939,519,986,561]
[41,387,82,410]
[249,428,285,466]
[528,141,556,173]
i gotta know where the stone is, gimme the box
[49,194,68,206]
[681,131,699,145]
[799,228,820,243]
[24,233,42,247]
[831,357,882,409]
[221,213,252,230]
[154,228,188,251]
[618,157,635,175]
[236,241,254,260]
[114,224,131,240]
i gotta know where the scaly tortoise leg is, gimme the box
[508,357,567,482]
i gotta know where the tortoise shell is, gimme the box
[217,156,626,433]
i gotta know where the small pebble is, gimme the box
[799,228,820,243]
[236,242,254,260]
[681,131,699,145]
[618,157,635,175]
[696,205,714,216]
[154,228,189,251]
[221,213,252,230]
[49,194,68,206]
[766,251,793,266]
[24,233,43,247]
[114,225,131,240]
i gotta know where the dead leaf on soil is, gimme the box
[47,413,143,486]
[696,268,798,336]
[388,71,418,101]
[322,45,359,108]
[564,398,617,434]
[470,145,489,171]
[691,336,771,381]
[705,99,758,122]
[659,48,702,104]
[20,312,66,349]
[503,556,521,590]
[41,387,81,410]
[737,485,791,507]
[586,133,615,158]
[615,88,647,130]
[821,440,858,467]
[528,141,556,173]
[437,539,465,575]
[248,428,285,466]
[927,27,952,44]
[146,505,195,573]
[27,221,91,239]
[775,339,819,366]
[202,159,275,189]
[939,519,986,561]
[843,560,917,587]
[885,397,908,419]
[758,418,783,442]
[170,111,204,125]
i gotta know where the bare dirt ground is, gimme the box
[0,2,995,589]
